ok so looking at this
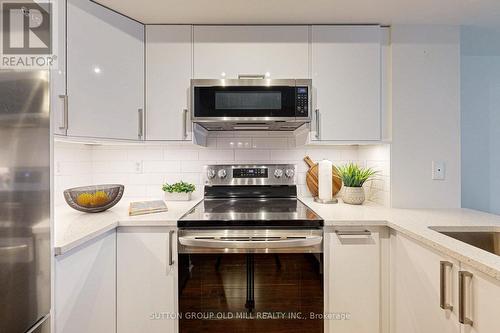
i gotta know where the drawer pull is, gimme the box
[439,261,453,311]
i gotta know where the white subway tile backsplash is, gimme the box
[145,184,165,198]
[142,160,182,173]
[164,149,199,161]
[181,160,204,173]
[92,173,130,185]
[92,149,128,161]
[55,140,391,206]
[180,173,201,185]
[127,148,163,161]
[92,161,138,174]
[199,149,234,161]
[270,149,306,161]
[235,150,271,161]
[57,161,92,176]
[297,172,307,185]
[124,184,147,198]
[305,148,342,162]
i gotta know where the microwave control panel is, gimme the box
[295,87,309,117]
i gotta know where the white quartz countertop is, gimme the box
[54,197,202,256]
[55,196,500,281]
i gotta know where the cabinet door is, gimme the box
[146,25,192,141]
[312,26,381,141]
[325,227,383,333]
[193,25,309,79]
[117,228,178,333]
[55,231,116,333]
[460,264,500,333]
[392,232,460,333]
[51,0,67,135]
[67,0,144,140]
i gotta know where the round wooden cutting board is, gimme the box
[304,156,342,198]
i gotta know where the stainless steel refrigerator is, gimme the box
[0,71,51,333]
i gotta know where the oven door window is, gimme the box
[178,253,324,332]
[194,86,296,118]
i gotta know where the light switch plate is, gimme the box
[134,161,143,173]
[432,161,446,180]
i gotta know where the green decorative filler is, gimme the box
[337,163,378,187]
[162,181,196,193]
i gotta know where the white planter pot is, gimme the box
[164,192,191,201]
[342,186,366,205]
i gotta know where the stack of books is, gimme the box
[129,200,168,216]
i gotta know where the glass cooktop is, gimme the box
[178,198,323,228]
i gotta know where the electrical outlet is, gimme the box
[432,161,446,180]
[55,162,61,176]
[134,161,143,173]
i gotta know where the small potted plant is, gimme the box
[337,163,378,205]
[162,181,195,201]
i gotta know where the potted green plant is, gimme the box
[162,181,195,201]
[337,163,378,205]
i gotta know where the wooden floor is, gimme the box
[179,253,324,333]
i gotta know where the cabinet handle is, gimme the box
[459,271,473,326]
[238,74,265,79]
[168,230,175,267]
[58,94,68,130]
[439,261,454,311]
[315,108,320,139]
[138,108,144,139]
[182,108,189,139]
[335,229,371,236]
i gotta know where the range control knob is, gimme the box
[274,169,284,178]
[217,169,227,179]
[207,169,216,179]
[285,169,295,178]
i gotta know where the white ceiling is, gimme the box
[94,0,500,26]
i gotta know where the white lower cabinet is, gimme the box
[460,264,500,333]
[325,227,388,333]
[54,231,116,333]
[391,232,460,333]
[117,227,178,333]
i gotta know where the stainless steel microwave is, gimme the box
[191,79,312,131]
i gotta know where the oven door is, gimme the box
[192,80,298,120]
[178,229,324,333]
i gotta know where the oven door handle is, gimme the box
[178,236,323,249]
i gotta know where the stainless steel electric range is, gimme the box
[177,164,324,333]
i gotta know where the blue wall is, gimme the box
[461,26,500,214]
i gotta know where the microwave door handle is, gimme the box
[238,74,266,79]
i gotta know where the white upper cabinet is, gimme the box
[311,25,381,141]
[67,0,144,140]
[193,25,309,79]
[51,0,67,136]
[146,25,192,141]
